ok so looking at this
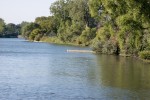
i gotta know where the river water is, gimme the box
[0,38,150,100]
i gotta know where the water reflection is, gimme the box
[1,38,150,99]
[96,54,150,90]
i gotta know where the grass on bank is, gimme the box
[139,51,150,63]
[40,36,81,46]
[28,36,150,63]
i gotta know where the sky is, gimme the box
[0,0,56,24]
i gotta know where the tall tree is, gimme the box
[0,18,5,36]
[89,0,150,55]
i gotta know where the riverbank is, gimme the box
[40,36,87,46]
[26,36,150,63]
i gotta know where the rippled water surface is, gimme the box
[0,38,150,100]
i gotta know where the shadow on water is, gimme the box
[96,54,150,91]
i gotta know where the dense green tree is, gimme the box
[0,18,20,38]
[49,0,96,43]
[22,22,40,40]
[29,28,42,41]
[35,16,58,36]
[89,0,150,56]
[20,21,30,35]
[4,23,19,37]
[50,0,70,21]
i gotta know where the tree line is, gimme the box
[1,0,150,60]
[21,0,97,45]
[0,18,21,38]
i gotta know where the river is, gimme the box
[0,38,150,100]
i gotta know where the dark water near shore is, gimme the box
[0,38,150,100]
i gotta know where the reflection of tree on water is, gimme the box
[96,55,150,90]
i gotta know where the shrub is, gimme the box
[139,51,150,60]
[77,27,96,46]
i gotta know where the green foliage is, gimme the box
[35,16,58,36]
[102,40,119,54]
[18,0,150,60]
[0,18,20,38]
[77,27,96,46]
[3,23,20,38]
[88,0,102,19]
[139,51,150,60]
[89,0,150,56]
[20,0,97,45]
[6,23,16,33]
[68,0,88,22]
[96,26,110,41]
[0,18,5,35]
[50,0,70,21]
[22,23,40,39]
[29,29,42,41]
[92,38,119,55]
[20,22,30,36]
[49,0,96,44]
[41,36,63,44]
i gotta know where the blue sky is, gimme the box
[0,0,56,24]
